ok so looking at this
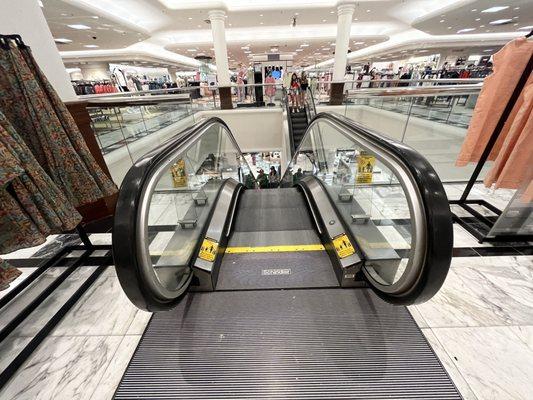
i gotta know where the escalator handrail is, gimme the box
[112,117,244,308]
[285,112,453,303]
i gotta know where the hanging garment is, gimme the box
[483,78,533,198]
[456,38,533,166]
[0,111,82,289]
[0,41,117,207]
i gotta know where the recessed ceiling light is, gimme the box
[38,0,43,7]
[471,9,477,12]
[514,23,519,26]
[330,11,334,14]
[301,43,309,47]
[366,9,370,12]
[322,19,327,22]
[518,25,533,30]
[475,18,481,21]
[481,6,509,13]
[68,24,91,30]
[480,24,485,27]
[353,18,358,21]
[186,49,196,52]
[513,16,519,19]
[483,49,494,52]
[440,19,445,23]
[353,41,365,45]
[91,16,99,19]
[259,14,263,17]
[447,26,452,29]
[54,38,72,44]
[514,7,520,10]
[296,48,303,52]
[457,28,476,33]
[84,44,99,48]
[260,22,263,25]
[489,19,512,25]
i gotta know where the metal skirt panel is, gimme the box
[114,288,461,399]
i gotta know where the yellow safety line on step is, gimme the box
[225,244,325,253]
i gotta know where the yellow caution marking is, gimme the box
[332,233,356,259]
[198,237,219,262]
[225,244,325,254]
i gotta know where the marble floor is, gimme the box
[0,184,531,400]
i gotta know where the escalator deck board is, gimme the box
[114,289,461,400]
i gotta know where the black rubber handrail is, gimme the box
[113,117,240,310]
[283,112,453,304]
[282,87,296,156]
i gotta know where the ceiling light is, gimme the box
[260,22,263,25]
[483,49,494,52]
[457,28,476,33]
[296,48,303,52]
[440,19,445,23]
[471,9,477,12]
[480,24,485,27]
[91,16,99,19]
[38,0,43,7]
[186,49,196,52]
[514,23,519,26]
[353,41,365,45]
[481,6,509,13]
[353,18,358,21]
[322,19,327,22]
[84,44,99,48]
[259,14,263,17]
[301,43,309,47]
[54,38,72,44]
[447,26,452,29]
[475,18,480,21]
[489,19,512,25]
[513,16,519,19]
[518,25,533,30]
[68,24,91,30]
[330,11,334,14]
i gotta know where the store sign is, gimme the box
[332,233,355,259]
[356,153,375,184]
[198,237,219,262]
[170,159,187,188]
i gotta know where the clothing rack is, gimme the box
[449,49,533,243]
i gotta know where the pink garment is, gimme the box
[484,79,533,200]
[265,76,276,97]
[456,38,533,166]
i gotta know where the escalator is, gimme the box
[286,88,317,154]
[111,114,459,399]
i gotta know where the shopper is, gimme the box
[257,169,269,189]
[289,73,301,113]
[300,71,309,106]
[269,166,279,188]
[293,167,303,184]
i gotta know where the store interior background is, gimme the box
[0,1,532,400]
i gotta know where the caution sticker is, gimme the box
[332,233,355,259]
[356,153,376,184]
[198,237,219,262]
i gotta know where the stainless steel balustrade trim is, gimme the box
[301,117,427,295]
[345,83,482,98]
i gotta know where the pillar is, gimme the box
[0,0,77,101]
[208,9,232,109]
[330,1,356,105]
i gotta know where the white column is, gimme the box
[208,9,231,86]
[332,1,356,82]
[0,0,76,101]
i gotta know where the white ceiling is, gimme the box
[40,0,530,70]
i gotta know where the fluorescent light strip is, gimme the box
[481,6,509,13]
[489,19,512,25]
[68,24,91,30]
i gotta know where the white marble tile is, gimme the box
[0,336,32,372]
[417,255,533,328]
[148,231,175,252]
[0,335,123,400]
[87,233,112,245]
[51,275,139,336]
[453,224,494,248]
[1,267,97,337]
[432,326,533,400]
[126,310,152,335]
[90,335,141,400]
[0,268,37,300]
[421,329,479,400]
[377,226,411,249]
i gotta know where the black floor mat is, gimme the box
[114,288,462,400]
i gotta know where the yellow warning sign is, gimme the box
[332,233,355,259]
[198,237,218,262]
[356,153,375,184]
[170,158,187,188]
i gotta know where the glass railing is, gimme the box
[113,117,254,309]
[327,84,485,182]
[281,112,453,303]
